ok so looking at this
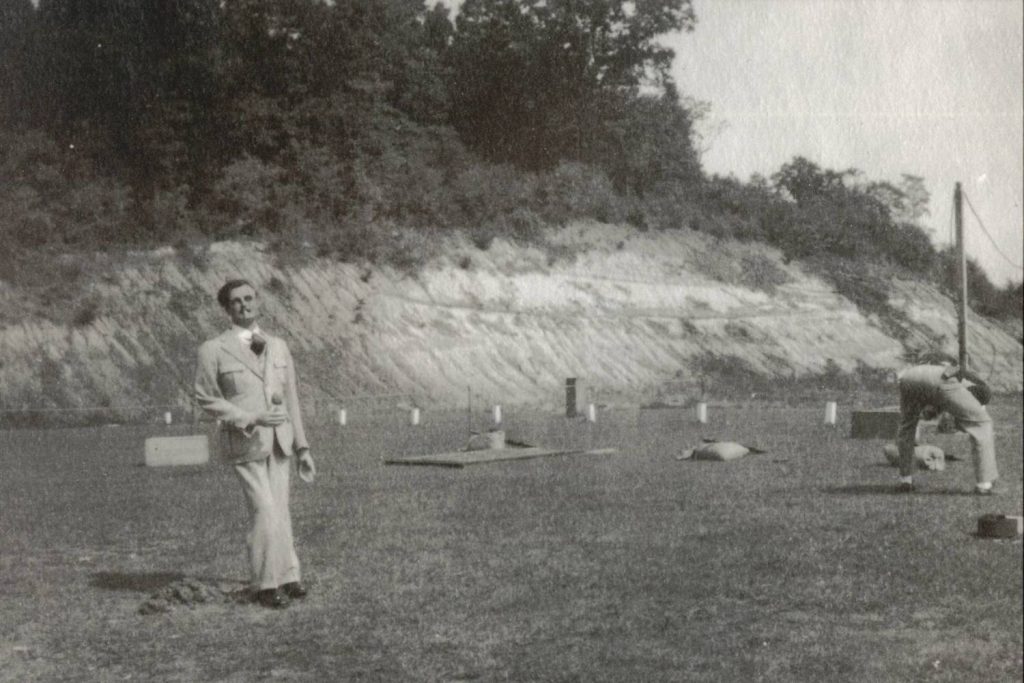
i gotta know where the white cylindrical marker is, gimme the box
[492,405,502,426]
[587,403,597,423]
[163,411,172,425]
[411,407,421,426]
[697,402,708,424]
[338,408,347,426]
[825,401,837,425]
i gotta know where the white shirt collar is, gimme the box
[233,324,262,343]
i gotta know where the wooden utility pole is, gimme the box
[954,182,967,380]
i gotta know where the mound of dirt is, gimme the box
[139,577,248,615]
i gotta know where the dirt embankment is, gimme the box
[0,222,1020,416]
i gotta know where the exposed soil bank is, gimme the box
[1,222,1019,417]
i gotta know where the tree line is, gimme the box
[0,0,1019,320]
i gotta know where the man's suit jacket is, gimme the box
[194,329,309,464]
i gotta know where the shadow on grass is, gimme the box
[823,484,976,496]
[91,571,186,592]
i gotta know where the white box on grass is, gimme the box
[144,435,210,467]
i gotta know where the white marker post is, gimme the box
[337,408,347,426]
[163,411,172,425]
[824,401,837,426]
[697,402,708,424]
[492,405,502,426]
[587,403,597,423]
[410,407,421,426]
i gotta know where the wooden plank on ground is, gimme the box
[144,435,210,467]
[383,446,617,468]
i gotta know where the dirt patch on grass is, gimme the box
[138,577,250,615]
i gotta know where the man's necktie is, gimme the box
[250,333,266,355]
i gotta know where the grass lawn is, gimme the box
[0,398,1021,682]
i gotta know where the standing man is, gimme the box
[894,356,998,494]
[195,278,316,608]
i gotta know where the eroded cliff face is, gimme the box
[0,222,1020,417]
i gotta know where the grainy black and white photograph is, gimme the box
[1,0,1021,680]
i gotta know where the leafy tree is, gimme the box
[579,88,701,195]
[936,248,1023,320]
[771,156,854,205]
[0,0,36,128]
[447,0,697,170]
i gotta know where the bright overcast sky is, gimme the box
[668,0,1023,285]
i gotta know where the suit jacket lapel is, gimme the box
[261,336,273,385]
[218,331,265,379]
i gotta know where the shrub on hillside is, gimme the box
[149,185,194,240]
[935,248,1023,321]
[640,181,700,232]
[738,254,791,294]
[697,175,770,242]
[0,129,138,249]
[210,155,288,237]
[315,218,439,274]
[448,162,539,232]
[883,222,936,273]
[536,162,626,225]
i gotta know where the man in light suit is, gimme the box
[195,278,316,608]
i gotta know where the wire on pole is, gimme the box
[962,191,1024,270]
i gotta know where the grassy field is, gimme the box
[0,398,1021,682]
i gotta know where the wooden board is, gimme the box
[383,446,617,468]
[144,435,210,467]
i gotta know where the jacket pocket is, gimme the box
[218,362,246,397]
[222,423,258,458]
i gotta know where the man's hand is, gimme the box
[252,411,288,427]
[297,449,316,483]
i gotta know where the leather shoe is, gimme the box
[256,588,289,609]
[282,582,308,599]
[974,485,1002,496]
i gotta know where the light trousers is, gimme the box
[233,444,301,590]
[896,374,998,483]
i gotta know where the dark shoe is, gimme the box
[282,582,307,599]
[974,486,1001,496]
[895,482,916,494]
[256,588,289,609]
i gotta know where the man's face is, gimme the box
[224,284,259,328]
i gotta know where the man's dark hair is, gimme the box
[217,279,256,309]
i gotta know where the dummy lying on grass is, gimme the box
[882,443,948,472]
[676,439,766,461]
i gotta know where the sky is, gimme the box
[668,0,1023,285]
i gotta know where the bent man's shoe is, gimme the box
[256,588,289,609]
[974,486,1002,496]
[895,482,916,494]
[282,582,308,599]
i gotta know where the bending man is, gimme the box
[895,357,997,494]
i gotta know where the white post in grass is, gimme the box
[825,401,837,426]
[492,405,502,426]
[587,403,597,423]
[337,408,347,426]
[163,411,173,425]
[697,402,708,424]
[410,407,421,426]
